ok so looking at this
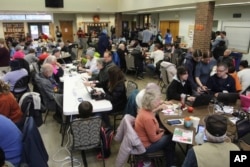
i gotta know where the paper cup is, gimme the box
[190,116,200,131]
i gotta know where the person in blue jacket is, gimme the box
[0,115,22,166]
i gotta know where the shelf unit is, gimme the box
[3,22,25,40]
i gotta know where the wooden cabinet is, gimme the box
[3,22,25,40]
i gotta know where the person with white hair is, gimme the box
[117,43,128,72]
[134,83,176,167]
[43,55,64,83]
[182,115,240,167]
[78,48,99,75]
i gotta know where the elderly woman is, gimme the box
[43,55,64,84]
[0,80,23,123]
[135,83,176,167]
[78,48,99,75]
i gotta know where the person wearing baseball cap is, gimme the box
[182,115,239,167]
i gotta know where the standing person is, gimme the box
[182,115,240,167]
[131,40,145,80]
[0,38,10,72]
[98,29,110,57]
[77,27,85,49]
[164,29,172,45]
[117,43,128,72]
[55,26,62,42]
[142,27,153,47]
[155,31,163,45]
[195,51,217,92]
[135,84,176,167]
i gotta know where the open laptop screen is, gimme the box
[217,93,239,105]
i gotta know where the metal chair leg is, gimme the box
[81,150,88,167]
[43,109,49,123]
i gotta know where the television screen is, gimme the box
[45,0,64,8]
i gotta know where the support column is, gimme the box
[115,13,122,38]
[193,1,215,52]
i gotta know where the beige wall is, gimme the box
[0,0,117,13]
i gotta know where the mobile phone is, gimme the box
[166,119,182,125]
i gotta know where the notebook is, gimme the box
[240,95,250,111]
[186,94,212,107]
[217,93,239,105]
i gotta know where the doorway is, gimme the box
[59,21,73,42]
[28,22,50,40]
[160,21,179,43]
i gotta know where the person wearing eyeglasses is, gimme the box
[206,62,236,97]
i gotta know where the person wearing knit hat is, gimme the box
[78,48,99,75]
[182,114,240,167]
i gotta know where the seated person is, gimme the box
[238,60,250,93]
[78,48,99,75]
[2,60,28,92]
[182,115,240,167]
[0,80,23,123]
[38,47,49,61]
[87,58,109,92]
[167,66,195,101]
[206,62,236,97]
[12,45,25,60]
[91,66,127,128]
[147,43,164,76]
[218,49,235,67]
[0,147,14,167]
[43,55,64,84]
[135,84,176,167]
[24,48,39,65]
[34,63,62,122]
[0,115,22,166]
[78,101,93,119]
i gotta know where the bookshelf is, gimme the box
[3,22,25,40]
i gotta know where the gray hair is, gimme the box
[141,83,161,111]
[43,55,57,64]
[96,58,105,66]
[41,63,53,74]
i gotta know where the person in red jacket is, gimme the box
[0,80,23,123]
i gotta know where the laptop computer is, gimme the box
[240,95,250,111]
[217,93,239,105]
[186,94,212,107]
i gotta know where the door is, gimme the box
[59,21,73,42]
[28,22,50,40]
[160,21,179,43]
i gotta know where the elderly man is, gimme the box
[34,63,62,123]
[182,115,239,167]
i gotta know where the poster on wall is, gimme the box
[188,25,194,40]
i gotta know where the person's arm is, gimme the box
[167,80,182,100]
[104,83,125,103]
[182,148,198,167]
[144,118,163,143]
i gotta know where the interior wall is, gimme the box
[0,0,117,13]
[160,5,250,62]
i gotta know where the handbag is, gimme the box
[236,118,250,150]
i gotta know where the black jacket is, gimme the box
[105,82,127,112]
[167,76,193,100]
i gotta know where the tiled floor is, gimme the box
[39,71,185,167]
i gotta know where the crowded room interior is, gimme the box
[1,0,250,167]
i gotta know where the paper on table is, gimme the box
[228,117,240,124]
[172,127,193,144]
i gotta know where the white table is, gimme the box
[63,75,112,115]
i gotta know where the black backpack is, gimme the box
[99,127,114,158]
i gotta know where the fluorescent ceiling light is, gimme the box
[216,2,250,6]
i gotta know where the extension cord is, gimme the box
[64,156,78,161]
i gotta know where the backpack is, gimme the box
[99,127,114,158]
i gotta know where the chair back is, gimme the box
[70,116,102,150]
[236,118,250,139]
[160,66,170,87]
[125,54,135,71]
[126,80,138,97]
[13,75,29,93]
